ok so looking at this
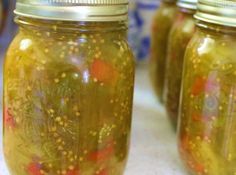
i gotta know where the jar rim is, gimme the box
[177,0,198,10]
[15,1,128,21]
[195,0,236,27]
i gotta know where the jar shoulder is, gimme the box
[185,29,236,62]
[169,14,195,41]
[153,5,177,23]
[5,30,135,67]
[4,30,135,87]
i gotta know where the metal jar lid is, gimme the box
[195,0,236,27]
[177,0,198,10]
[15,0,129,21]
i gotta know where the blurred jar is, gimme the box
[3,0,135,175]
[164,0,197,129]
[178,0,236,174]
[150,0,177,103]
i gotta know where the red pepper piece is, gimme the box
[180,134,190,154]
[191,77,206,96]
[192,112,214,123]
[90,59,118,84]
[192,162,205,174]
[26,162,42,175]
[4,108,16,129]
[88,144,114,162]
[66,169,80,175]
[192,113,202,122]
[181,136,206,174]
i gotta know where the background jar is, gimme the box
[149,0,177,103]
[178,0,236,174]
[164,0,197,129]
[3,1,135,175]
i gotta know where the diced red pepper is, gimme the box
[192,113,203,122]
[4,108,16,129]
[26,162,42,175]
[192,112,215,123]
[191,77,206,96]
[181,136,206,174]
[66,169,80,175]
[192,161,205,174]
[90,59,118,84]
[180,134,190,153]
[88,144,114,162]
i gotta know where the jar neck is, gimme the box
[196,20,236,35]
[16,16,128,34]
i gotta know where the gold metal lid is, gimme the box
[195,0,236,27]
[177,0,197,10]
[15,0,129,21]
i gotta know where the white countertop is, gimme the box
[125,65,186,175]
[0,59,187,175]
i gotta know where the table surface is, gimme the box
[0,59,187,175]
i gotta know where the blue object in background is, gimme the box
[128,0,160,63]
[128,1,139,60]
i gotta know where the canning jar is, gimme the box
[150,0,177,103]
[164,0,197,128]
[3,0,135,175]
[178,0,236,174]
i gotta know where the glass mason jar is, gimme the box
[150,0,177,103]
[164,0,197,129]
[3,1,135,175]
[178,0,236,174]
